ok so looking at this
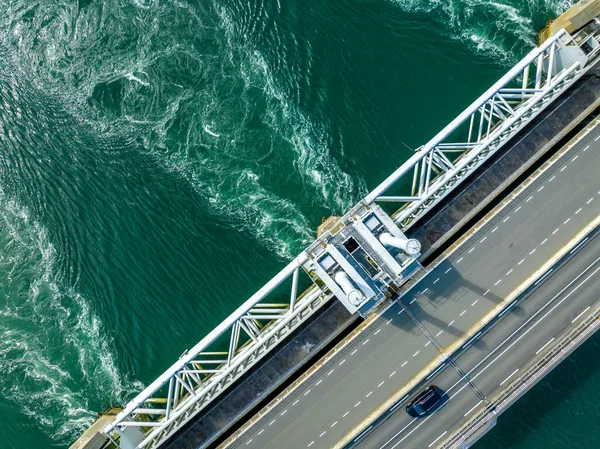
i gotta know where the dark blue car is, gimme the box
[406,385,443,417]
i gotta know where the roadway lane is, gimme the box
[356,229,600,449]
[223,121,600,449]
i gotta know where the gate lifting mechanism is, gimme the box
[306,201,421,316]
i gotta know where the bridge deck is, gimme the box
[220,110,600,449]
[162,64,600,449]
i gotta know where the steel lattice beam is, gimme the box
[103,27,599,449]
[366,29,591,230]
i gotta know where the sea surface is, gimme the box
[0,1,595,448]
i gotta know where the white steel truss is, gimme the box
[105,254,333,449]
[104,28,599,448]
[366,29,593,229]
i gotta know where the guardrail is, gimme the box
[440,303,600,448]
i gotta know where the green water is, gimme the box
[0,1,593,448]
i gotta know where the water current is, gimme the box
[0,1,595,448]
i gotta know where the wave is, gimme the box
[3,0,367,259]
[0,187,143,442]
[389,0,575,64]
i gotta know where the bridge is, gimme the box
[72,3,600,449]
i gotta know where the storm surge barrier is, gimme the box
[104,28,597,449]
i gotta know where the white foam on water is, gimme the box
[0,187,143,441]
[389,0,571,63]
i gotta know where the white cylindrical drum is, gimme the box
[334,271,364,306]
[379,232,421,256]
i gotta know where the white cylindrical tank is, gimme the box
[379,232,421,256]
[334,271,364,306]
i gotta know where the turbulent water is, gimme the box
[0,1,593,448]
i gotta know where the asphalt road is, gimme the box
[356,225,600,449]
[222,121,600,449]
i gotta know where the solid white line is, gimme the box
[536,337,555,355]
[572,306,591,324]
[464,400,483,417]
[570,237,590,255]
[428,431,448,448]
[462,332,482,349]
[426,363,446,381]
[500,368,519,386]
[534,268,553,286]
[383,255,600,449]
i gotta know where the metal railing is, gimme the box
[367,29,589,229]
[104,28,596,448]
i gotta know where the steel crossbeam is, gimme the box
[104,28,599,449]
[366,29,591,229]
[105,254,333,448]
